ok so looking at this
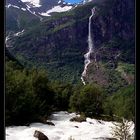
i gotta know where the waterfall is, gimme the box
[81,8,96,85]
[5,35,11,48]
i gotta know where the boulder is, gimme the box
[34,130,49,140]
[70,116,86,122]
[89,122,94,124]
[45,121,55,126]
[39,117,55,126]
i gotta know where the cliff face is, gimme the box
[82,0,135,90]
[8,0,135,89]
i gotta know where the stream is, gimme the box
[6,111,134,140]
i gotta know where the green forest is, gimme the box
[6,56,135,126]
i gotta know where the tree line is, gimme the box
[6,60,135,126]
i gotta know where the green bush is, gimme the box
[70,84,104,117]
[5,61,55,125]
[52,81,73,110]
[103,85,135,120]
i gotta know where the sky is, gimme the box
[64,0,82,4]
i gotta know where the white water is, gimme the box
[14,30,25,37]
[6,111,134,140]
[81,8,96,85]
[5,30,25,48]
[5,36,10,48]
[5,34,14,48]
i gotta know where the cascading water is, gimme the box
[81,7,96,85]
[5,35,11,48]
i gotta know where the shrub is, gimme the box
[70,84,104,117]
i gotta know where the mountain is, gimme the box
[5,0,76,36]
[5,0,95,33]
[6,0,74,21]
[6,0,135,93]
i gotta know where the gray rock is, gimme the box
[34,130,49,140]
[45,121,55,126]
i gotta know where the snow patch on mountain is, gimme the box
[47,5,72,13]
[21,0,41,7]
[40,5,72,16]
[21,7,26,11]
[39,12,51,17]
[58,0,62,4]
[25,4,43,20]
[6,4,20,9]
[83,0,93,4]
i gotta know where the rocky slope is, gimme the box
[6,0,135,92]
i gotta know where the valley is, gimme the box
[5,0,135,139]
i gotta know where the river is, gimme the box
[6,111,134,140]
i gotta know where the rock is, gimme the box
[70,116,86,122]
[34,130,49,140]
[89,122,94,124]
[74,126,79,128]
[39,117,55,126]
[97,120,105,125]
[98,120,102,124]
[105,138,117,140]
[45,121,55,126]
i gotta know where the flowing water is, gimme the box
[81,8,96,85]
[6,111,134,140]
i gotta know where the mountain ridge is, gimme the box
[6,0,93,20]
